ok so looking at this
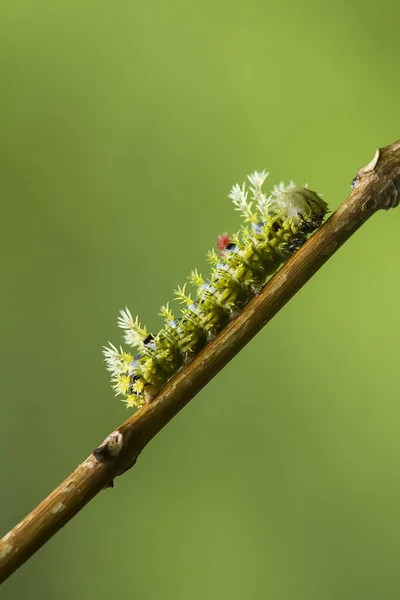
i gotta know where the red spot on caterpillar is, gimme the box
[217,233,231,252]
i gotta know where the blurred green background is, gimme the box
[1,0,400,598]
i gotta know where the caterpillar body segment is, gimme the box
[104,173,328,408]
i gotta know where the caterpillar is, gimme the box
[104,171,328,409]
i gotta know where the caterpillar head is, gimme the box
[299,188,328,222]
[271,182,328,229]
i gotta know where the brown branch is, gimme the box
[1,140,400,584]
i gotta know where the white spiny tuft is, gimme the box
[247,170,269,191]
[256,194,272,217]
[228,182,256,222]
[117,307,135,330]
[228,182,248,208]
[103,343,132,375]
[247,170,270,218]
[117,307,148,347]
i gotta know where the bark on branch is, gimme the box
[1,140,399,584]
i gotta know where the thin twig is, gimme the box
[1,140,399,584]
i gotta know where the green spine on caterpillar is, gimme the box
[104,171,328,408]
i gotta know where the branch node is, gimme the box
[93,430,124,462]
[352,144,400,211]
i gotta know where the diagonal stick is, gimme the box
[1,140,399,584]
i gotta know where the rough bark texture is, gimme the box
[1,140,399,584]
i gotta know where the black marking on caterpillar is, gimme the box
[104,172,328,408]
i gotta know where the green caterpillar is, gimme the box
[104,171,328,408]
